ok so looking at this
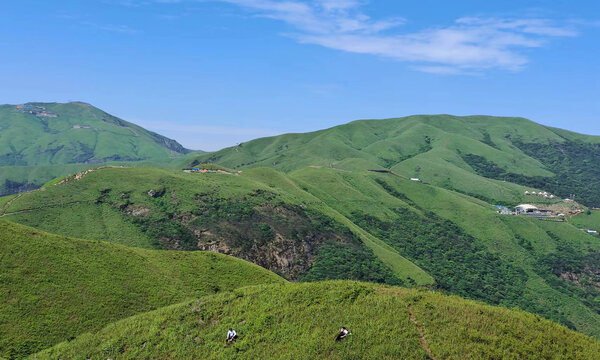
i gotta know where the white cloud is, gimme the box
[82,21,140,34]
[211,1,577,73]
[124,0,580,73]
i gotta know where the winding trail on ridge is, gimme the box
[408,305,438,360]
[0,192,26,213]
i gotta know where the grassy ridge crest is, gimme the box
[33,281,600,360]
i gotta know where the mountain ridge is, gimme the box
[0,101,194,196]
[33,281,600,360]
[195,114,600,207]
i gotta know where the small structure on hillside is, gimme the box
[524,190,556,199]
[516,204,538,213]
[410,178,422,182]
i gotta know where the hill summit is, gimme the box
[196,114,600,207]
[0,102,189,166]
[0,101,192,196]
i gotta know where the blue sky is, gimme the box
[1,0,599,150]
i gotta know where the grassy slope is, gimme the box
[0,220,283,359]
[571,210,600,232]
[0,167,431,285]
[0,102,187,166]
[34,281,600,360]
[288,167,600,337]
[5,166,599,336]
[197,114,600,206]
[0,102,196,196]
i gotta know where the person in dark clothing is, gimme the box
[335,327,350,341]
[226,328,238,343]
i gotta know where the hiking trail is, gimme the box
[408,305,438,360]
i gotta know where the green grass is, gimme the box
[286,167,600,337]
[0,102,194,196]
[196,114,600,206]
[33,281,600,360]
[571,210,600,232]
[5,165,600,337]
[1,166,431,286]
[0,220,283,359]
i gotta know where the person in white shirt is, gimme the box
[226,328,238,343]
[335,326,350,341]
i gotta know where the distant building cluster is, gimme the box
[524,190,556,199]
[14,104,58,118]
[183,168,238,175]
[495,204,565,221]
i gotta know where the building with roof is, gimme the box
[516,204,538,213]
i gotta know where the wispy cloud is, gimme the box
[83,21,139,34]
[217,1,578,73]
[122,0,583,73]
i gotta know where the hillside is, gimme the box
[4,166,600,338]
[0,102,192,196]
[571,210,600,233]
[0,220,283,359]
[289,167,600,337]
[33,281,600,360]
[0,166,430,286]
[196,115,600,207]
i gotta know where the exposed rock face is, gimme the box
[194,203,357,280]
[109,187,360,280]
[128,206,151,217]
[560,266,600,290]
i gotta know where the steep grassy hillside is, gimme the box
[0,220,283,359]
[288,167,600,337]
[0,102,194,196]
[5,166,600,338]
[0,167,430,286]
[571,210,600,232]
[197,115,600,207]
[34,282,600,360]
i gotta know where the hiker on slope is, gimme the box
[335,326,350,341]
[226,328,238,343]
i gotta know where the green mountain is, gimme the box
[0,220,282,359]
[0,166,429,285]
[197,115,600,207]
[3,165,600,339]
[0,102,193,196]
[4,112,600,358]
[33,281,600,360]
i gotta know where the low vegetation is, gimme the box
[1,167,427,285]
[0,102,194,196]
[0,220,283,359]
[34,282,600,360]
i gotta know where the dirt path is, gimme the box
[0,193,25,213]
[408,305,438,360]
[0,200,87,218]
[0,209,33,218]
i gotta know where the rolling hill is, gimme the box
[3,111,600,357]
[32,281,600,360]
[196,115,600,207]
[0,102,194,196]
[0,166,429,286]
[0,220,283,359]
[3,165,600,339]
